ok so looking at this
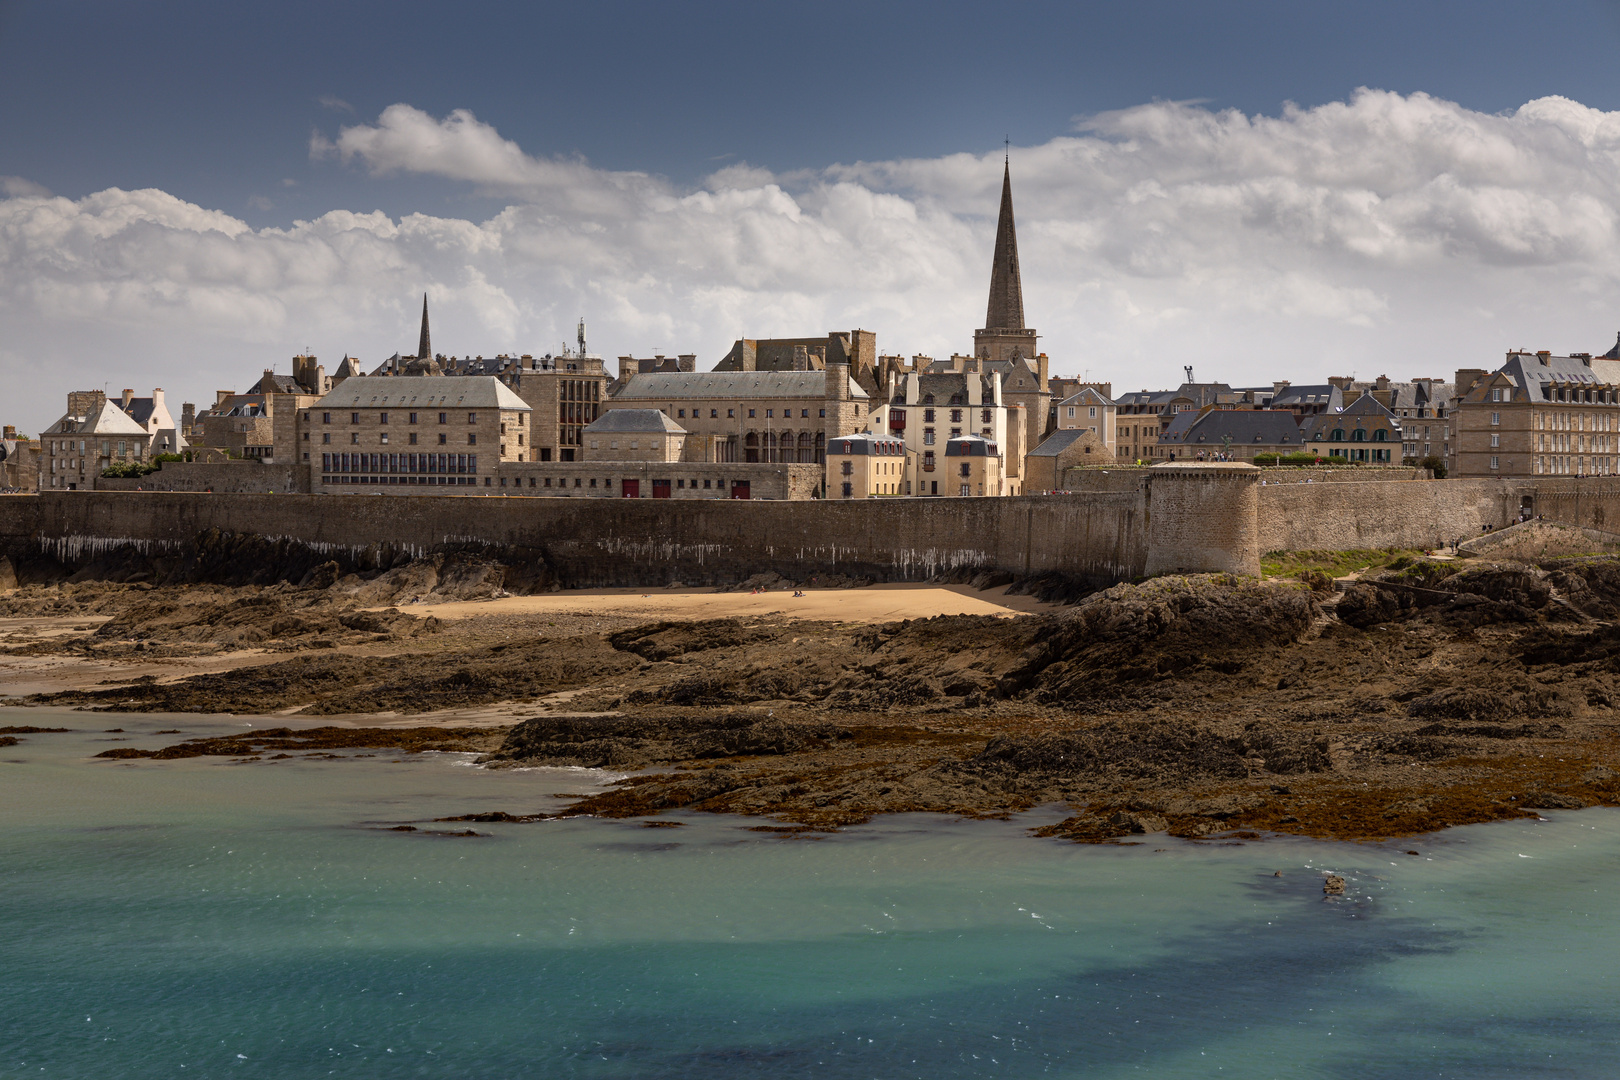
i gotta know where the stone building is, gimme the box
[582,410,687,462]
[38,394,158,489]
[712,330,879,393]
[1157,408,1306,461]
[492,460,822,500]
[826,432,911,499]
[1055,386,1116,451]
[0,426,40,492]
[305,376,531,492]
[1302,393,1402,463]
[1023,427,1109,491]
[1331,374,1453,464]
[869,365,1022,494]
[1451,350,1620,478]
[942,434,1002,497]
[604,363,867,464]
[370,304,612,463]
[1115,381,1236,462]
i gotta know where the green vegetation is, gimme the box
[1260,547,1429,580]
[1252,452,1336,465]
[99,460,159,479]
[1419,454,1448,479]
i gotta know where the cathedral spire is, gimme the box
[416,293,432,360]
[984,159,1025,331]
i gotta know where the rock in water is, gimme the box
[1323,874,1346,895]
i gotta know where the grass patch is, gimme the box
[1260,548,1428,581]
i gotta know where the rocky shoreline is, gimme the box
[8,547,1620,843]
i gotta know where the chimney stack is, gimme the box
[825,357,851,402]
[121,388,134,409]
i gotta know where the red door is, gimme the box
[652,480,672,499]
[730,481,750,500]
[621,479,639,498]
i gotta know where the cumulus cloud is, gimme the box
[8,90,1620,429]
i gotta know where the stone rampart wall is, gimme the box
[0,490,1148,588]
[95,462,301,493]
[1256,479,1526,552]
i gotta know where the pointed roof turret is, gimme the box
[416,293,432,361]
[984,159,1025,331]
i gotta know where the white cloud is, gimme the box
[1,176,52,198]
[8,90,1620,429]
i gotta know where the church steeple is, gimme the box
[984,158,1025,332]
[416,293,432,360]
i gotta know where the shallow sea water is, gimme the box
[2,706,1618,1079]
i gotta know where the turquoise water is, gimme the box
[3,708,1618,1078]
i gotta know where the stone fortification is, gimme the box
[0,490,1148,590]
[1256,479,1526,552]
[1143,463,1261,577]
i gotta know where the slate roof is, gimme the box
[1160,409,1303,447]
[314,376,529,411]
[614,371,868,401]
[1027,429,1090,457]
[43,399,150,438]
[944,433,997,456]
[1498,352,1620,395]
[827,433,906,456]
[586,410,686,434]
[1270,384,1342,410]
[1058,387,1114,408]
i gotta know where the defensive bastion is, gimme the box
[0,464,1601,590]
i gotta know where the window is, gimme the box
[322,412,331,424]
[1088,407,1097,419]
[1490,434,1500,448]
[677,409,685,418]
[950,428,961,439]
[748,409,756,418]
[711,409,719,418]
[438,412,447,424]
[951,409,963,423]
[302,431,309,441]
[438,433,447,445]
[379,412,388,424]
[1067,407,1075,418]
[409,413,417,424]
[322,433,330,444]
[727,409,735,418]
[841,482,853,498]
[819,409,826,418]
[960,462,971,477]
[766,409,774,418]
[409,433,418,445]
[351,412,359,424]
[1491,412,1500,425]
[983,409,993,423]
[468,413,477,424]
[840,461,853,476]
[923,428,935,445]
[380,432,389,445]
[1490,455,1500,470]
[350,433,358,444]
[468,433,477,445]
[801,409,810,418]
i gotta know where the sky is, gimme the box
[7,0,1620,429]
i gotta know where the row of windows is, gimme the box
[321,453,479,475]
[891,408,993,423]
[317,431,480,446]
[669,406,829,420]
[319,410,505,425]
[1534,411,1613,432]
[1319,428,1389,442]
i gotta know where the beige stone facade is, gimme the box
[1,426,39,492]
[495,461,822,500]
[1452,351,1620,478]
[582,410,687,462]
[826,433,911,499]
[305,376,530,492]
[605,365,867,464]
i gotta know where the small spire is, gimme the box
[416,293,432,361]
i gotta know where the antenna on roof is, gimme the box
[1183,365,1194,384]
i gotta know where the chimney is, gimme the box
[793,345,810,372]
[121,388,134,409]
[678,353,696,372]
[1272,380,1291,394]
[3,425,15,440]
[1375,375,1390,391]
[215,390,232,407]
[1037,352,1049,392]
[825,357,851,402]
[1454,368,1487,395]
[181,403,195,430]
[618,356,635,381]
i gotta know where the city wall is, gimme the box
[0,490,1147,589]
[2,469,1612,591]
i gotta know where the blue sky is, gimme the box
[7,1,1620,428]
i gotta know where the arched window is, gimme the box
[1329,429,1346,442]
[798,432,813,462]
[1372,429,1388,442]
[1351,428,1367,442]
